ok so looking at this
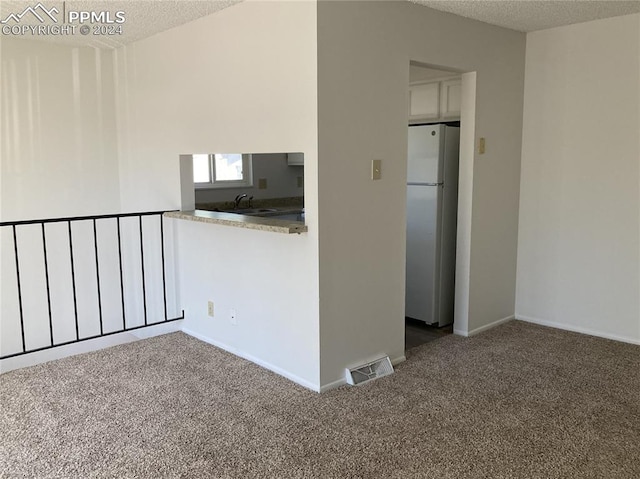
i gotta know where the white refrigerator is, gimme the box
[405,124,460,326]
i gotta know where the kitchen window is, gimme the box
[193,153,253,189]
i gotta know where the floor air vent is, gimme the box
[346,356,394,386]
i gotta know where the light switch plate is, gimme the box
[258,178,267,189]
[372,159,382,180]
[478,137,486,155]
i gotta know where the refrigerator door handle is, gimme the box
[407,182,443,186]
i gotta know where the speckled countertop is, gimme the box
[164,210,307,234]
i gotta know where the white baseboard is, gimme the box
[130,320,183,339]
[516,314,640,346]
[319,377,346,393]
[0,321,184,375]
[454,314,514,337]
[181,328,321,392]
[391,354,406,366]
[0,332,138,374]
[319,353,407,393]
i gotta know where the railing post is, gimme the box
[68,221,80,341]
[139,216,148,326]
[93,219,103,336]
[12,225,26,353]
[117,217,126,330]
[160,214,169,321]
[41,224,54,346]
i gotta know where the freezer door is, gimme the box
[407,124,444,184]
[405,184,442,324]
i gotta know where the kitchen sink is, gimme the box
[224,208,278,214]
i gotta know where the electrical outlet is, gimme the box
[208,301,214,317]
[258,178,267,189]
[230,309,237,325]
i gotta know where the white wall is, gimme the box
[517,14,640,343]
[113,1,321,388]
[1,38,120,220]
[317,1,526,385]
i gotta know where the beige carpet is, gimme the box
[1,320,639,478]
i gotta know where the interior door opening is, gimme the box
[405,62,474,351]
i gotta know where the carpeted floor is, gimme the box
[1,320,639,478]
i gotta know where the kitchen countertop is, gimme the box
[164,210,307,234]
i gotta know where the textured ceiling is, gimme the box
[2,0,640,49]
[411,0,640,32]
[0,0,242,48]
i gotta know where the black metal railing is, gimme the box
[0,211,184,360]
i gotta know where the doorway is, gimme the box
[404,62,476,350]
[405,319,453,350]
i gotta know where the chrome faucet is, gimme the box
[234,194,248,209]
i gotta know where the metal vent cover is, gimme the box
[345,356,394,386]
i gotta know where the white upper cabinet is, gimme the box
[440,79,462,118]
[408,82,440,119]
[287,152,304,166]
[409,76,461,123]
